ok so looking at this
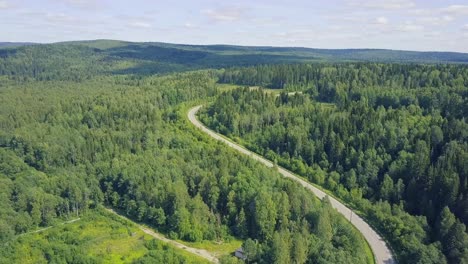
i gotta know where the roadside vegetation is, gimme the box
[201,63,468,263]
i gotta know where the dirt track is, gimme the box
[105,208,218,263]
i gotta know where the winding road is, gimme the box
[188,105,396,264]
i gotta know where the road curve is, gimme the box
[188,105,395,264]
[105,208,218,263]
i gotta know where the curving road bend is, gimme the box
[188,105,395,264]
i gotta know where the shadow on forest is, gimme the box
[105,44,318,75]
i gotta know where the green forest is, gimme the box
[201,63,468,263]
[0,42,467,264]
[0,64,370,263]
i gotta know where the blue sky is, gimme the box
[1,0,468,52]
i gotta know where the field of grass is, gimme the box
[176,239,243,258]
[216,83,283,95]
[318,101,336,110]
[76,212,148,263]
[1,209,209,264]
[216,83,244,92]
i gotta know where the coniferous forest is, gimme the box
[0,41,467,264]
[202,63,468,263]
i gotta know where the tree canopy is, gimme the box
[202,63,468,263]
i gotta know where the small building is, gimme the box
[234,247,247,260]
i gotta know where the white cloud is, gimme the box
[251,17,284,27]
[64,0,96,6]
[202,7,246,22]
[441,5,468,16]
[424,31,441,38]
[128,22,152,28]
[442,16,454,22]
[408,9,431,16]
[348,0,415,10]
[375,16,389,25]
[66,0,89,3]
[324,14,367,24]
[53,0,102,9]
[10,10,97,28]
[184,22,197,29]
[416,15,453,26]
[0,0,9,9]
[408,5,468,26]
[329,25,344,31]
[46,13,76,23]
[463,24,468,31]
[398,22,424,32]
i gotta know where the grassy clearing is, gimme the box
[216,83,283,95]
[78,215,148,263]
[4,210,210,264]
[176,239,243,258]
[318,101,336,109]
[216,83,244,92]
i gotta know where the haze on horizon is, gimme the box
[1,0,468,53]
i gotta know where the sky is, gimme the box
[1,0,468,52]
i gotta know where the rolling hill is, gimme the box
[1,39,468,80]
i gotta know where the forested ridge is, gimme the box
[0,70,371,263]
[202,63,468,263]
[1,40,468,81]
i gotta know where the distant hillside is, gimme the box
[1,39,468,79]
[0,42,37,48]
[79,39,468,64]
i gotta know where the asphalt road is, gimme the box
[188,105,396,264]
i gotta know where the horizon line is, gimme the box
[2,39,468,55]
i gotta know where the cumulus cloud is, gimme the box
[251,17,285,27]
[112,14,155,30]
[55,0,102,9]
[441,5,468,16]
[202,7,247,22]
[375,16,389,25]
[11,10,97,28]
[184,22,197,29]
[441,16,454,22]
[406,5,468,28]
[423,31,441,38]
[416,15,453,26]
[0,0,9,9]
[45,13,78,23]
[128,21,152,28]
[348,0,415,10]
[410,5,468,24]
[398,22,424,32]
[184,22,197,28]
[64,0,96,5]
